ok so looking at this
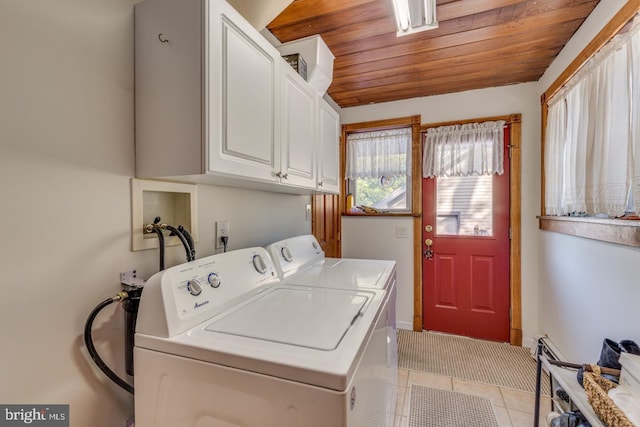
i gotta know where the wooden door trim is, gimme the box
[415,113,522,346]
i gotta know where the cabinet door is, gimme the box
[317,98,340,193]
[280,66,317,189]
[207,0,280,182]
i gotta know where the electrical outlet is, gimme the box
[216,221,229,249]
[305,204,311,221]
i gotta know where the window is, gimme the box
[346,127,412,212]
[544,15,640,218]
[342,116,421,215]
[436,175,493,235]
[423,120,506,235]
[539,5,640,247]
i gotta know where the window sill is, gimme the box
[538,215,640,247]
[343,212,417,217]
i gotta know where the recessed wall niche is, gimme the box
[131,179,198,251]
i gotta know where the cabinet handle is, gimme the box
[318,181,323,187]
[275,171,282,178]
[283,173,288,179]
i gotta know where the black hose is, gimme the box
[84,297,134,394]
[149,227,165,271]
[122,286,143,376]
[178,225,196,260]
[166,225,193,262]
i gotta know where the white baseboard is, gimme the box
[397,321,413,331]
[522,336,535,351]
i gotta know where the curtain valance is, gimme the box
[345,128,411,179]
[423,121,505,178]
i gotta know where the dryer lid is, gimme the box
[204,287,368,351]
[291,259,394,289]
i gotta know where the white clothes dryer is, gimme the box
[265,234,396,291]
[134,247,392,427]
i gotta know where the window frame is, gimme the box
[341,115,421,216]
[540,1,640,247]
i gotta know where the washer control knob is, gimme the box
[187,279,202,296]
[281,246,293,262]
[252,254,268,274]
[208,273,221,288]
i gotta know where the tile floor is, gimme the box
[394,368,553,427]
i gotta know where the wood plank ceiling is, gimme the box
[267,0,601,108]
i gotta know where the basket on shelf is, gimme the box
[583,364,634,427]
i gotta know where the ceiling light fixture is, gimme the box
[392,0,438,37]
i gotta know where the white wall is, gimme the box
[535,0,640,362]
[340,83,541,346]
[537,232,640,362]
[0,1,309,425]
[342,217,415,330]
[228,0,290,30]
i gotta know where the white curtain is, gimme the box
[545,18,640,217]
[423,121,505,178]
[545,98,567,216]
[630,21,640,213]
[345,127,411,179]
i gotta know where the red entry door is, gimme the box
[422,127,510,342]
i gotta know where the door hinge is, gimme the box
[509,227,512,240]
[508,144,514,159]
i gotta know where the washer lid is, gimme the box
[204,287,367,351]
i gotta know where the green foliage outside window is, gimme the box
[354,175,407,209]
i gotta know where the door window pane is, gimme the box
[436,175,493,236]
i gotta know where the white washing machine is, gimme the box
[265,235,398,425]
[134,247,392,427]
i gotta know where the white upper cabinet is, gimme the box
[135,0,339,194]
[317,97,340,193]
[207,2,280,182]
[280,66,317,188]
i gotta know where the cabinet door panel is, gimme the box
[281,68,316,188]
[224,24,274,165]
[208,3,279,182]
[317,99,340,193]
